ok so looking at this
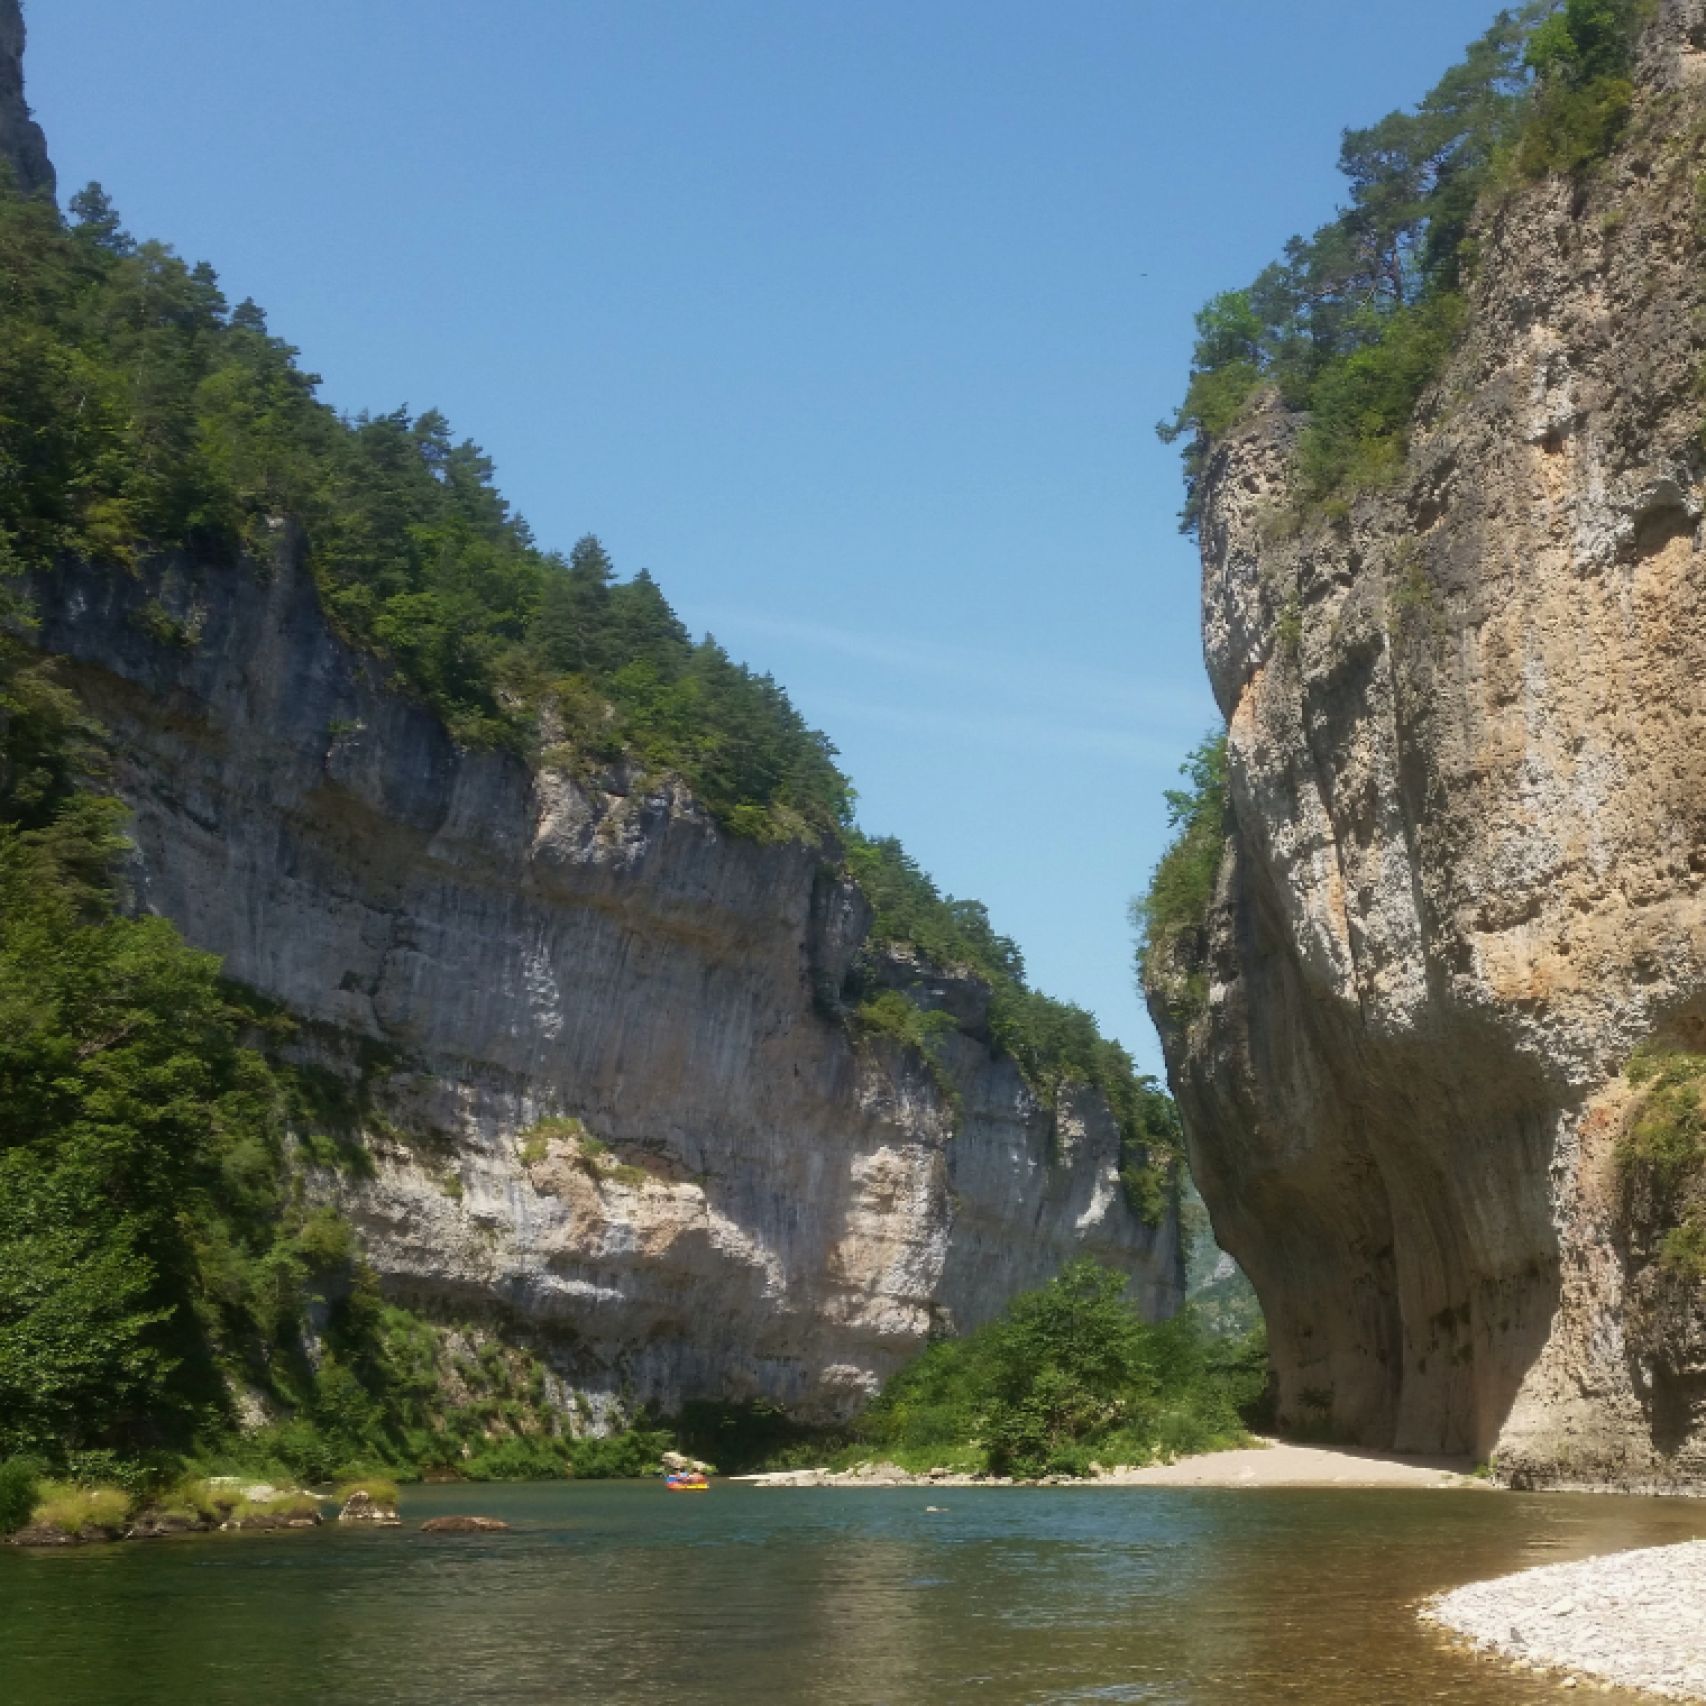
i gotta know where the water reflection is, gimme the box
[2,1481,1704,1705]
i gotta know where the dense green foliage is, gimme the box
[1161,1,1649,522]
[0,1454,40,1531]
[849,1262,1267,1479]
[0,578,677,1487]
[848,835,1181,1217]
[1133,733,1227,1019]
[0,182,848,835]
[0,173,1165,1173]
[1518,0,1647,176]
[1619,1046,1706,1278]
[0,158,1185,1476]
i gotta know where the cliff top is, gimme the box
[0,0,53,199]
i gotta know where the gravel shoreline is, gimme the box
[1422,1540,1706,1699]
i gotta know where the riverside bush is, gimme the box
[850,1261,1267,1480]
[0,1456,42,1532]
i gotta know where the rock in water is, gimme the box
[338,1491,400,1526]
[420,1516,511,1534]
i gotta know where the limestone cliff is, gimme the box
[0,1,52,200]
[28,544,1180,1425]
[1153,0,1706,1489]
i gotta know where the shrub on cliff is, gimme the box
[1133,731,1226,1021]
[1161,0,1652,521]
[1518,0,1646,177]
[1618,1045,1706,1277]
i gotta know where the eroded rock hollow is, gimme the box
[1151,0,1706,1488]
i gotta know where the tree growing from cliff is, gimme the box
[1133,730,1227,1019]
[1160,0,1650,520]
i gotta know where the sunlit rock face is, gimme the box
[1152,0,1706,1488]
[28,543,1181,1422]
[0,1,53,199]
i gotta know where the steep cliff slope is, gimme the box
[29,544,1179,1425]
[1153,0,1706,1487]
[0,2,50,199]
[0,2,1180,1443]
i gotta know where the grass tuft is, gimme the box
[31,1482,131,1534]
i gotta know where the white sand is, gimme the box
[1096,1437,1478,1488]
[737,1438,1481,1490]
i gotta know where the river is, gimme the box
[3,1481,1703,1703]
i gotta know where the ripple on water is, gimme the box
[2,1482,1703,1705]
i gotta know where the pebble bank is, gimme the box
[1422,1541,1706,1699]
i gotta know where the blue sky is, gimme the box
[28,0,1505,1074]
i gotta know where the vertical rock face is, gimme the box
[28,546,1181,1421]
[0,1,53,199]
[1154,0,1706,1488]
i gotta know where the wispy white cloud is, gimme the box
[691,608,1214,732]
[803,691,1194,767]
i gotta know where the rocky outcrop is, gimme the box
[1153,0,1706,1487]
[28,541,1180,1424]
[0,2,53,199]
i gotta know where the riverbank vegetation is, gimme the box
[827,1262,1267,1481]
[1161,0,1650,526]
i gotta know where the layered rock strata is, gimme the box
[29,545,1180,1422]
[1151,1,1706,1485]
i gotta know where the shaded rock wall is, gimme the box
[0,1,52,199]
[1153,0,1706,1486]
[29,543,1180,1422]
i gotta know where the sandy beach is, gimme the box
[737,1438,1482,1491]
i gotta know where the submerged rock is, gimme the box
[420,1515,511,1534]
[6,1524,81,1548]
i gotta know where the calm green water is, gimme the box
[3,1481,1704,1704]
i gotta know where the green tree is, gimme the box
[1134,732,1228,1017]
[1158,2,1641,518]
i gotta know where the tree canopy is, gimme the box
[0,181,851,835]
[1161,1,1648,523]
